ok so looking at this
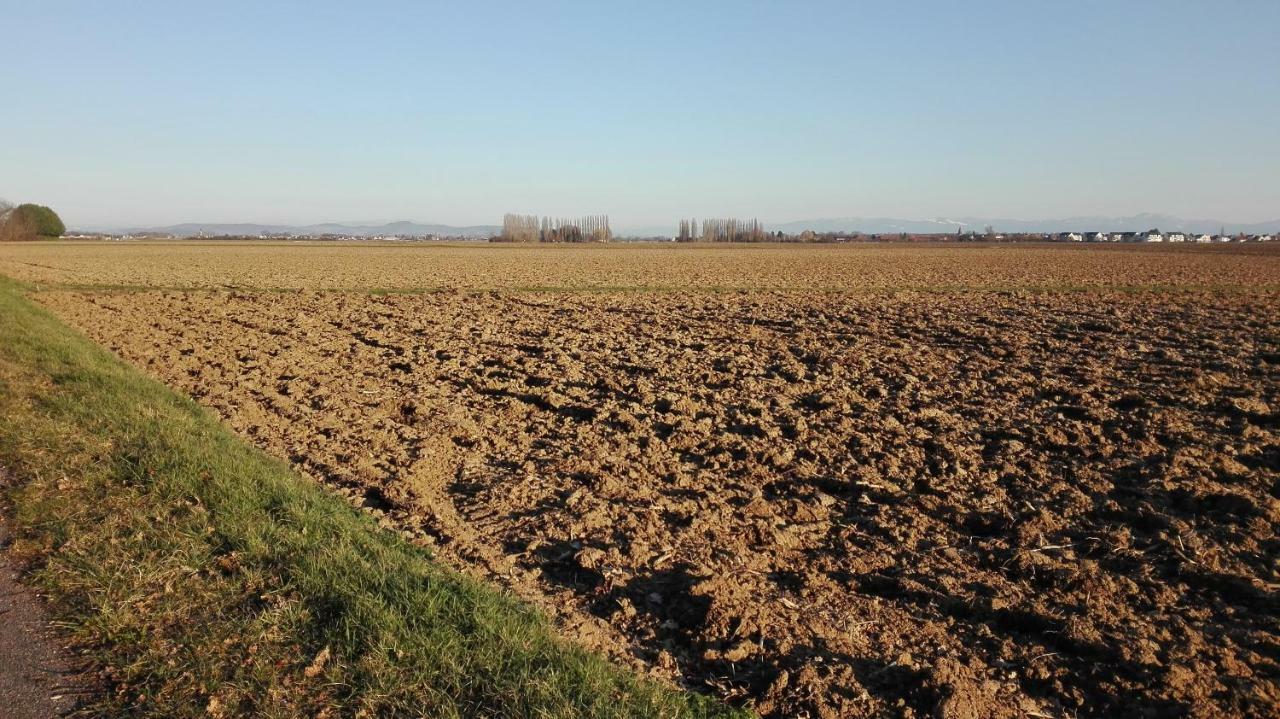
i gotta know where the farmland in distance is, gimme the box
[3,240,1280,292]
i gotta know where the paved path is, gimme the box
[0,520,93,718]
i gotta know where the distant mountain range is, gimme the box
[761,213,1280,236]
[77,213,1278,239]
[609,213,1280,237]
[81,221,501,238]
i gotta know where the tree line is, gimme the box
[497,214,612,243]
[676,217,767,242]
[0,199,65,242]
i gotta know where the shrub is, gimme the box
[0,203,65,241]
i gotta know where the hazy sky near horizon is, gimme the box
[2,1,1278,231]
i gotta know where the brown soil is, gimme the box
[4,241,1280,292]
[38,287,1280,718]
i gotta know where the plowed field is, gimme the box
[3,240,1279,291]
[9,242,1280,718]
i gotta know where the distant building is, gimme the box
[1194,234,1212,243]
[1167,232,1186,243]
[1142,229,1165,242]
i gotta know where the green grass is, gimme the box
[0,273,747,719]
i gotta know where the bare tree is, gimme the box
[500,213,540,242]
[0,198,16,242]
[676,218,700,242]
[692,217,766,242]
[0,199,36,242]
[500,213,611,243]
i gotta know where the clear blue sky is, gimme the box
[2,1,1277,231]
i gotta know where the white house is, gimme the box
[1258,234,1274,242]
[1214,235,1234,243]
[1194,234,1212,243]
[1167,232,1187,243]
[1143,230,1165,242]
[1092,232,1111,242]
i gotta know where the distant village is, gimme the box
[738,227,1276,244]
[1045,230,1273,243]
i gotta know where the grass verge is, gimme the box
[0,273,746,718]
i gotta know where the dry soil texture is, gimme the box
[37,279,1280,719]
[3,241,1280,291]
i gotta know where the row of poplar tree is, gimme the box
[499,214,612,243]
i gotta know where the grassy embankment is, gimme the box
[0,274,745,718]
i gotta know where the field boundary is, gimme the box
[0,273,746,718]
[25,280,1280,296]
